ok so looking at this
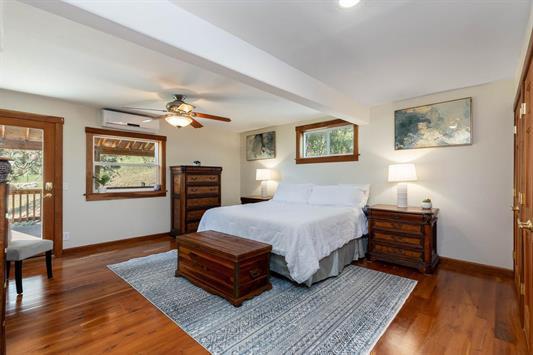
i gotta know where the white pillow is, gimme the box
[308,185,362,207]
[339,184,370,207]
[272,183,313,204]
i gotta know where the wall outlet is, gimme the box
[63,232,70,241]
[63,183,69,191]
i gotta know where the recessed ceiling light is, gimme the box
[339,0,360,8]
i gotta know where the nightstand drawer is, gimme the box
[372,243,422,260]
[373,220,422,234]
[373,231,422,248]
[370,210,425,223]
[367,204,439,273]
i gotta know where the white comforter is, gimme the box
[198,201,367,283]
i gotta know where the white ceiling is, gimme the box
[0,0,531,132]
[176,0,531,105]
[0,1,323,132]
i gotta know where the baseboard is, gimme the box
[439,256,514,279]
[63,233,172,255]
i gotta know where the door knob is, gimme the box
[43,193,53,199]
[518,219,533,231]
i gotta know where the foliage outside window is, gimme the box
[0,149,42,188]
[85,127,166,201]
[295,119,358,164]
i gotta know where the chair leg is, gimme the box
[15,261,23,295]
[6,261,10,280]
[46,250,53,279]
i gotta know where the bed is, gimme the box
[198,183,369,286]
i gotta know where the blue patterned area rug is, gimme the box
[108,250,416,355]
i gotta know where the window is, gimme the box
[295,119,358,164]
[85,127,166,201]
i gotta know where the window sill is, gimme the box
[85,190,167,201]
[295,154,358,164]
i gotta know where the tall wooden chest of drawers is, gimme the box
[367,204,439,273]
[170,165,222,236]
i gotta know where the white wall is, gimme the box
[0,89,241,248]
[241,79,514,269]
[514,2,533,91]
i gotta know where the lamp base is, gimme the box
[260,180,268,198]
[397,183,408,208]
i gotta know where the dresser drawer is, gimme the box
[187,197,219,208]
[370,210,424,223]
[373,219,422,234]
[187,186,219,196]
[187,209,207,222]
[373,231,422,248]
[186,222,199,233]
[372,243,422,261]
[187,175,219,184]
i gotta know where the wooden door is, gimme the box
[0,159,8,355]
[521,62,533,348]
[0,110,63,256]
[515,91,525,324]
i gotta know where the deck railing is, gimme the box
[7,188,42,223]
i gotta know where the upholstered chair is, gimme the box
[6,230,53,294]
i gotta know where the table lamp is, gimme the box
[388,163,417,208]
[256,169,272,198]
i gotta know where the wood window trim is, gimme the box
[295,119,359,164]
[85,127,167,201]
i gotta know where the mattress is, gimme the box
[198,200,368,284]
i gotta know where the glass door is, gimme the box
[0,125,44,239]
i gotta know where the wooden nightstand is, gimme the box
[367,204,439,273]
[240,196,272,204]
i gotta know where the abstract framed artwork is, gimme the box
[394,97,472,150]
[246,131,276,161]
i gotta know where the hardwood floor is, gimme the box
[5,236,528,354]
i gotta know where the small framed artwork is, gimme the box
[394,97,472,150]
[246,131,276,161]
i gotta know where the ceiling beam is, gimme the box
[22,0,370,124]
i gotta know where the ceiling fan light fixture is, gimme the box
[339,0,360,8]
[177,102,194,113]
[165,114,193,128]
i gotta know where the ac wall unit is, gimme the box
[101,109,159,133]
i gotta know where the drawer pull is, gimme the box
[249,269,261,279]
[190,188,198,192]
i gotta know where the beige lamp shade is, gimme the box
[388,163,417,182]
[256,169,272,181]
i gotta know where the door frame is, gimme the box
[0,109,64,257]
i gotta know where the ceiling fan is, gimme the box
[112,95,231,128]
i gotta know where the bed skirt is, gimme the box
[270,236,368,287]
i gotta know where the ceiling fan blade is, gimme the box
[193,112,231,122]
[122,107,168,113]
[190,118,204,128]
[104,108,162,119]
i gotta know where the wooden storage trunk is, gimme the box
[175,231,272,306]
